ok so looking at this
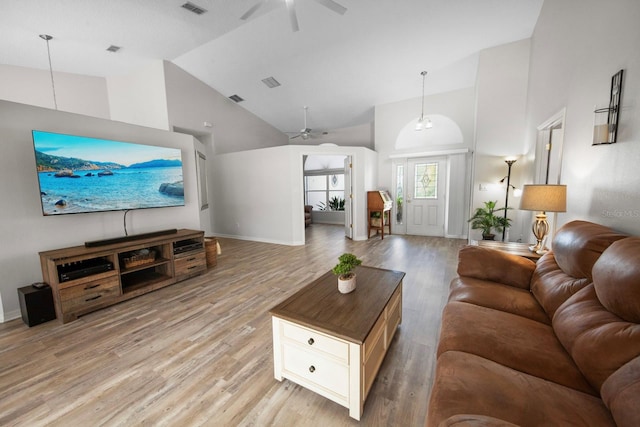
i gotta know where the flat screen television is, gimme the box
[32,130,184,216]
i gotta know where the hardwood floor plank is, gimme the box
[0,225,465,426]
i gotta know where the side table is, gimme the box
[472,240,542,261]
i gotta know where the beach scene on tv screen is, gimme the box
[33,131,184,215]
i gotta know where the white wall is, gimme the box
[0,64,110,119]
[211,145,376,245]
[525,0,640,235]
[471,39,531,242]
[163,62,288,155]
[475,39,531,156]
[106,61,170,130]
[0,100,201,322]
[374,88,475,237]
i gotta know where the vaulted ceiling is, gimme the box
[1,0,543,137]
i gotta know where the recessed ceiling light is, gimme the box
[229,95,244,103]
[106,45,121,53]
[261,77,281,88]
[181,2,207,15]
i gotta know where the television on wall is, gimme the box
[32,130,185,216]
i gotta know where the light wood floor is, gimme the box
[0,225,465,427]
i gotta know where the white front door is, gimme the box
[406,157,446,236]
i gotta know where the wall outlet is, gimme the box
[479,184,488,191]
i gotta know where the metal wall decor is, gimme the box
[593,69,624,145]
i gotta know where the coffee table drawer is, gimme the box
[387,286,402,340]
[283,342,349,399]
[282,321,349,362]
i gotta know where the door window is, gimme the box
[414,162,438,199]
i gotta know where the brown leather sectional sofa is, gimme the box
[427,220,640,427]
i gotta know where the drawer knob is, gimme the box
[309,365,315,373]
[308,338,314,345]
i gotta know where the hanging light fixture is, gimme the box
[39,34,58,110]
[415,71,432,131]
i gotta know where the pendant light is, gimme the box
[415,71,432,131]
[39,34,58,110]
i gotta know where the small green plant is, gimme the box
[328,196,345,211]
[468,200,511,240]
[332,253,362,280]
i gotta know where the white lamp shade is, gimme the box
[519,185,567,212]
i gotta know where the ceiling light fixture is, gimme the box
[415,71,432,131]
[39,34,57,110]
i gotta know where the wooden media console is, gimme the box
[39,229,207,323]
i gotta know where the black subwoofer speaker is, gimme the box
[18,284,56,327]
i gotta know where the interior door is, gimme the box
[535,112,565,246]
[344,156,353,239]
[406,157,446,236]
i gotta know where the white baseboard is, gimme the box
[1,309,21,323]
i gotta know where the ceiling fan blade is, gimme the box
[290,134,302,139]
[240,1,265,20]
[311,0,347,15]
[285,0,300,32]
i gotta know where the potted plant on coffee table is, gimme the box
[332,253,362,294]
[468,200,511,240]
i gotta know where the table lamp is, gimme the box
[519,184,567,254]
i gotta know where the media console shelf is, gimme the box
[39,229,207,323]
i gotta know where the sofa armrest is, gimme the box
[456,245,536,290]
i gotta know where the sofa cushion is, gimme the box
[530,251,590,321]
[553,284,640,392]
[529,220,626,321]
[456,245,536,290]
[426,351,616,427]
[593,237,640,323]
[437,301,594,395]
[551,220,626,281]
[449,277,550,324]
[601,356,640,427]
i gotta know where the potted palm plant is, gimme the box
[332,253,362,294]
[468,200,511,240]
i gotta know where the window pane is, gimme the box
[329,174,344,190]
[396,165,404,224]
[306,175,326,191]
[307,192,326,210]
[414,163,438,199]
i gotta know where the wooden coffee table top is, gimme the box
[270,265,405,344]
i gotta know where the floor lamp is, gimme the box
[500,159,516,241]
[519,184,567,254]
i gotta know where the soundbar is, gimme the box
[85,229,178,248]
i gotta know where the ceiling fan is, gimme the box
[288,106,326,140]
[241,0,347,32]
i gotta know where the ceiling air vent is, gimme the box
[106,45,121,53]
[229,94,244,103]
[261,77,281,88]
[181,2,207,15]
